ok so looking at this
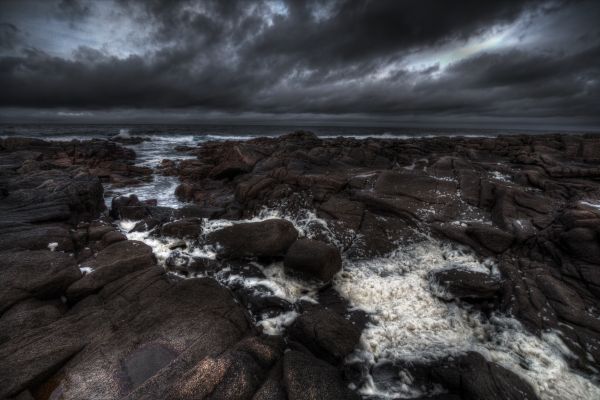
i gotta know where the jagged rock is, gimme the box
[284,239,342,281]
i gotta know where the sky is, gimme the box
[0,0,599,128]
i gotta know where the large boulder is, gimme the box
[289,308,361,364]
[284,239,342,281]
[67,240,156,299]
[206,219,298,259]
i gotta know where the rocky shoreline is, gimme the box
[1,132,600,399]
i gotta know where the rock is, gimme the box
[0,223,73,252]
[318,196,364,231]
[283,350,359,400]
[67,240,156,299]
[0,299,64,344]
[102,230,127,246]
[466,223,514,254]
[284,239,342,281]
[0,173,104,227]
[0,269,253,399]
[431,352,539,400]
[206,219,298,259]
[0,250,81,313]
[561,227,600,264]
[430,268,502,300]
[160,218,202,239]
[289,308,361,364]
[110,195,148,220]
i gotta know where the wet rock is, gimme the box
[110,195,148,220]
[101,230,127,246]
[283,350,360,400]
[206,219,298,259]
[284,239,342,281]
[165,253,221,276]
[431,352,540,400]
[430,268,502,300]
[233,286,294,319]
[160,218,202,239]
[289,308,361,364]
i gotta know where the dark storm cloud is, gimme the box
[0,0,599,125]
[0,23,19,50]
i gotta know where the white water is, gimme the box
[335,239,600,399]
[116,209,600,400]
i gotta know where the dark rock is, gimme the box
[0,223,73,252]
[206,219,298,259]
[466,223,514,254]
[101,230,127,246]
[561,227,600,264]
[430,268,502,300]
[66,240,156,299]
[110,195,148,220]
[289,308,361,364]
[0,299,64,344]
[431,352,539,400]
[0,250,81,313]
[283,350,359,400]
[0,269,252,399]
[160,218,202,239]
[284,239,342,281]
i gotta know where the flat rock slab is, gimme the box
[67,240,156,299]
[0,250,81,313]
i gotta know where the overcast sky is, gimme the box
[0,0,599,128]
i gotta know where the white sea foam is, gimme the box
[79,266,93,275]
[258,311,299,335]
[334,238,600,400]
[580,200,600,211]
[115,128,130,138]
[490,170,512,182]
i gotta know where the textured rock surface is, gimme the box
[284,239,342,281]
[206,219,299,259]
[4,133,600,398]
